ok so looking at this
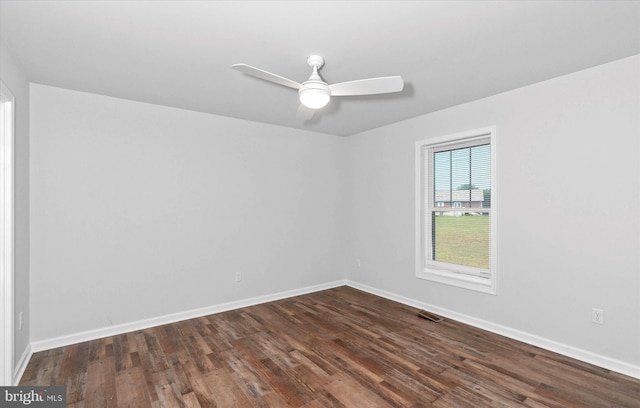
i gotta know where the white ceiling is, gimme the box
[1,1,639,136]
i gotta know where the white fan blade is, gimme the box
[232,64,301,90]
[329,76,404,96]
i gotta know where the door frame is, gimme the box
[0,80,15,386]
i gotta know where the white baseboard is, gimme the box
[13,343,31,386]
[22,279,640,383]
[346,280,640,380]
[30,280,347,353]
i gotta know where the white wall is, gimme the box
[0,42,30,378]
[346,55,640,370]
[30,85,346,342]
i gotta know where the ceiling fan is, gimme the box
[231,55,404,111]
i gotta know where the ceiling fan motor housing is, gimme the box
[299,55,330,109]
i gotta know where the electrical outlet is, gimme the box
[18,312,23,330]
[356,258,361,268]
[235,272,242,282]
[592,308,604,325]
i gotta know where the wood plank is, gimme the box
[324,372,393,407]
[83,357,118,408]
[114,366,153,408]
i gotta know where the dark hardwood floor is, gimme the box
[20,286,640,407]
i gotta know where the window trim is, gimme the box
[415,126,497,294]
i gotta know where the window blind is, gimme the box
[425,137,491,273]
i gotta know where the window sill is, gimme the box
[417,268,496,295]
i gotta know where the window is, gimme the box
[416,127,496,294]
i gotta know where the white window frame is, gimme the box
[415,126,497,294]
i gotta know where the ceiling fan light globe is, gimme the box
[299,86,330,109]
